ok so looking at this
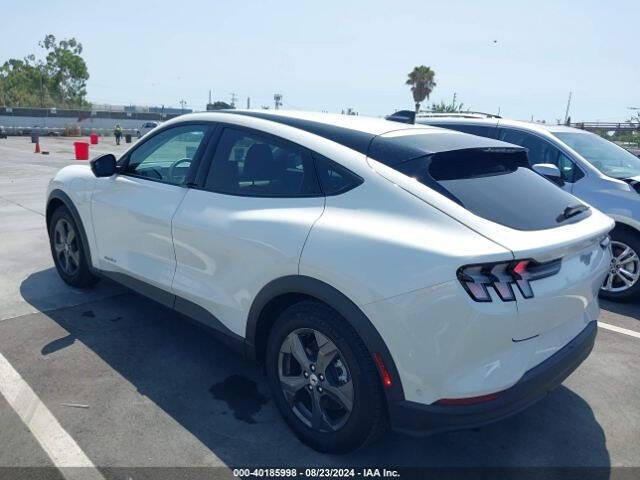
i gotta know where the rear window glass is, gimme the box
[394,148,590,231]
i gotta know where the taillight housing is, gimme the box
[457,258,561,302]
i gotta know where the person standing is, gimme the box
[114,124,123,145]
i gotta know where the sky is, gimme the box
[1,0,638,122]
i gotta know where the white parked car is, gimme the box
[411,113,640,300]
[136,121,161,138]
[46,111,613,453]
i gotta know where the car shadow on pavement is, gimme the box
[600,299,640,321]
[18,269,611,473]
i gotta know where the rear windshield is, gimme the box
[394,148,590,231]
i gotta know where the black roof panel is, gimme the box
[224,110,525,166]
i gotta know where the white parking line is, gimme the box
[598,321,640,339]
[0,351,105,480]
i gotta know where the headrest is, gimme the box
[243,143,274,180]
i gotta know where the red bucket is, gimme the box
[74,141,89,161]
[90,133,99,145]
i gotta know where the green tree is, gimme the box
[406,65,436,113]
[430,93,467,113]
[0,35,89,108]
[207,100,233,110]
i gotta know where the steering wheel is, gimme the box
[169,158,192,183]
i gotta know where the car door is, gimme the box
[171,126,326,336]
[91,124,210,299]
[496,127,584,193]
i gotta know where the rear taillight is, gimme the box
[457,258,561,302]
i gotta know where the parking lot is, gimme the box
[0,136,639,478]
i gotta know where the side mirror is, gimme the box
[90,153,117,177]
[532,163,564,185]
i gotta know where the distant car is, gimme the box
[413,113,640,300]
[0,126,7,139]
[136,121,160,138]
[46,110,612,452]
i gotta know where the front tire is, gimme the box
[600,227,640,301]
[49,206,99,288]
[265,300,387,453]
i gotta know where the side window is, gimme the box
[124,125,207,185]
[205,128,321,197]
[312,153,363,195]
[432,124,497,138]
[497,128,582,182]
[557,152,583,182]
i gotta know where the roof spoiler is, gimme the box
[385,110,415,124]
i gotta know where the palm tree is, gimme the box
[406,66,436,113]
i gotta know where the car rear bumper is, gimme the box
[389,320,597,435]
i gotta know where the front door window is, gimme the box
[124,125,208,185]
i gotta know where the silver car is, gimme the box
[416,114,640,301]
[136,121,161,138]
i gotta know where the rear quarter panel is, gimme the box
[299,175,513,306]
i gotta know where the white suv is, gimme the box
[413,113,640,300]
[46,111,612,453]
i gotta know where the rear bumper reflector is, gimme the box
[373,352,393,389]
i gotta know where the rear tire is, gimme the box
[599,227,640,302]
[48,206,99,288]
[265,300,387,453]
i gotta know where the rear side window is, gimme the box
[312,153,363,195]
[205,128,321,197]
[431,123,497,138]
[395,148,590,231]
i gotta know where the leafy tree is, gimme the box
[207,100,233,110]
[406,65,436,113]
[40,35,89,106]
[430,93,467,113]
[0,35,89,108]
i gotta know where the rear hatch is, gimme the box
[367,129,613,364]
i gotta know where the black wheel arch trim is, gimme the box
[246,275,405,403]
[47,189,94,270]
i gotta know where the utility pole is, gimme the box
[274,93,283,110]
[179,99,187,113]
[247,97,251,109]
[229,93,237,108]
[564,92,572,125]
[40,74,44,108]
[206,90,214,111]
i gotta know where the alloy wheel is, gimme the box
[278,328,354,432]
[53,218,80,276]
[602,240,640,293]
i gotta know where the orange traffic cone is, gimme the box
[34,141,40,154]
